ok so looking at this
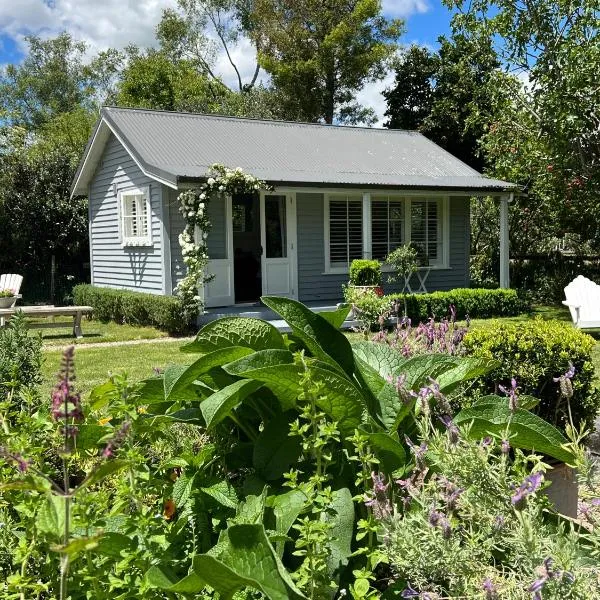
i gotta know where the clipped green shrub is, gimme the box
[72,284,195,335]
[463,318,600,429]
[349,259,382,286]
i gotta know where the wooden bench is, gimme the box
[562,275,600,329]
[0,305,93,338]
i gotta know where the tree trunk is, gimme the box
[324,68,336,124]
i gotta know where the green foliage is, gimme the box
[349,260,382,286]
[248,0,403,124]
[384,34,499,171]
[384,427,600,599]
[384,244,419,282]
[0,313,42,398]
[463,319,600,429]
[347,287,526,330]
[72,284,194,335]
[0,297,582,599]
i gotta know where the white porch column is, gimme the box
[499,193,512,288]
[362,192,371,259]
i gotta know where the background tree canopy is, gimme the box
[1,0,599,302]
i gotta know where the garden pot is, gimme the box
[543,462,578,518]
[0,296,16,309]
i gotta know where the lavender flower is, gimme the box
[103,420,132,458]
[482,578,498,600]
[499,377,519,411]
[428,508,452,538]
[481,436,493,447]
[449,304,457,323]
[400,584,420,598]
[438,414,460,445]
[501,439,511,454]
[553,362,575,399]
[511,471,544,509]
[405,436,428,470]
[365,472,392,520]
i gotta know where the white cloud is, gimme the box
[355,70,396,128]
[382,0,430,18]
[0,0,176,55]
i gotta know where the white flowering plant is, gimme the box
[176,164,272,318]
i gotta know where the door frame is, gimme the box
[260,190,298,300]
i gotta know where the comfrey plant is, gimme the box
[0,347,131,600]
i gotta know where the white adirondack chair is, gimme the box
[562,275,600,329]
[0,273,23,304]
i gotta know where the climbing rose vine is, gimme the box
[176,164,272,317]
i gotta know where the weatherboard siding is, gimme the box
[296,193,470,303]
[88,134,164,294]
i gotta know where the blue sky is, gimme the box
[0,0,456,124]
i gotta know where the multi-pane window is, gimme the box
[328,195,363,268]
[410,199,441,265]
[371,195,404,260]
[326,195,445,270]
[120,188,151,245]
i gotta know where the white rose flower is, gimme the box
[207,177,215,185]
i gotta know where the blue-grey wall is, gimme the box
[296,192,470,303]
[88,134,164,294]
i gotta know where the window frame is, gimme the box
[324,193,449,273]
[324,193,364,273]
[118,186,153,247]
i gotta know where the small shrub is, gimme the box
[0,312,42,398]
[349,259,382,286]
[463,318,600,429]
[73,284,195,335]
[384,244,419,283]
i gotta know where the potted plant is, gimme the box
[347,259,383,295]
[385,244,419,318]
[0,288,17,309]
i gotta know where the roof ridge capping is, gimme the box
[101,105,425,134]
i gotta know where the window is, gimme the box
[324,194,447,272]
[371,195,404,260]
[409,198,442,266]
[120,187,152,246]
[327,195,363,269]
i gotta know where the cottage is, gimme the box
[71,107,516,308]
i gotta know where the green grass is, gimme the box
[42,339,194,397]
[32,318,170,346]
[39,304,600,400]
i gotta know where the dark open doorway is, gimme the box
[232,193,261,302]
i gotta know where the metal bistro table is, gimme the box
[401,267,432,294]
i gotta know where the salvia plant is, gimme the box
[0,297,595,600]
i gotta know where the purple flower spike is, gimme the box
[103,421,132,458]
[511,471,544,509]
[499,377,519,411]
[482,578,498,599]
[438,414,460,444]
[400,583,420,598]
[365,471,392,520]
[0,447,31,473]
[501,439,511,454]
[51,346,83,430]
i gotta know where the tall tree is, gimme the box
[156,0,260,93]
[384,34,500,170]
[248,0,403,124]
[446,0,600,248]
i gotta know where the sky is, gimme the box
[0,0,455,126]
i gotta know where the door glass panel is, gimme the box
[265,195,287,258]
[206,197,227,259]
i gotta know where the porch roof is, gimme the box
[71,107,518,197]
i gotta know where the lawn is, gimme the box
[35,317,171,346]
[40,304,600,399]
[42,339,194,396]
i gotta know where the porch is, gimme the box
[198,300,359,332]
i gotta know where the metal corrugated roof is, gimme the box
[72,106,518,195]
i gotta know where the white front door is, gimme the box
[260,192,297,298]
[203,195,235,307]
